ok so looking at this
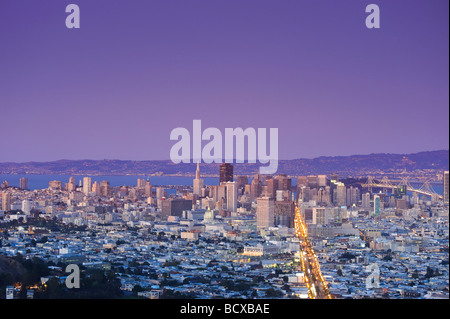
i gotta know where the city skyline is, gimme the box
[0,148,448,164]
[0,160,448,300]
[0,0,448,162]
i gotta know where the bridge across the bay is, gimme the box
[361,176,443,200]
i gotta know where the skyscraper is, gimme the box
[137,178,146,189]
[336,182,347,207]
[193,163,204,196]
[362,192,371,209]
[83,177,92,195]
[250,174,262,199]
[100,180,111,197]
[219,163,233,183]
[145,180,152,197]
[265,178,278,199]
[68,176,76,192]
[19,177,28,190]
[276,174,291,191]
[373,195,380,216]
[257,197,274,229]
[274,200,295,228]
[444,171,449,204]
[154,187,164,209]
[92,181,100,196]
[156,187,164,200]
[297,176,308,187]
[317,175,327,187]
[306,175,318,189]
[2,192,11,211]
[236,175,248,189]
[330,173,339,182]
[225,181,237,212]
[346,186,360,207]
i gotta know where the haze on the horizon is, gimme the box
[0,149,448,165]
[0,0,448,163]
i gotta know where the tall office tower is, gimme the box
[193,163,204,196]
[299,186,311,203]
[137,178,146,189]
[444,171,449,204]
[373,195,380,216]
[225,181,237,212]
[296,176,307,200]
[346,186,360,207]
[265,178,278,199]
[317,187,325,204]
[67,176,76,192]
[353,187,360,206]
[219,163,234,183]
[156,186,165,209]
[250,179,261,200]
[330,173,339,182]
[244,184,251,196]
[297,176,308,187]
[324,186,332,204]
[19,177,28,190]
[346,188,352,207]
[2,192,11,211]
[82,177,92,195]
[256,197,274,229]
[250,174,262,199]
[310,188,318,202]
[329,176,339,205]
[145,180,152,197]
[362,192,371,209]
[92,181,100,196]
[336,182,347,207]
[100,180,111,197]
[276,174,291,191]
[307,175,318,189]
[236,175,248,189]
[317,175,327,187]
[217,184,226,204]
[209,185,218,202]
[274,200,295,228]
[156,187,165,200]
[22,200,32,215]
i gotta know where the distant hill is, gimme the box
[0,254,27,282]
[0,150,448,177]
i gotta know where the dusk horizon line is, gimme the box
[1,149,448,165]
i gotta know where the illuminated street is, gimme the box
[295,205,332,299]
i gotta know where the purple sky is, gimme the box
[0,0,448,162]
